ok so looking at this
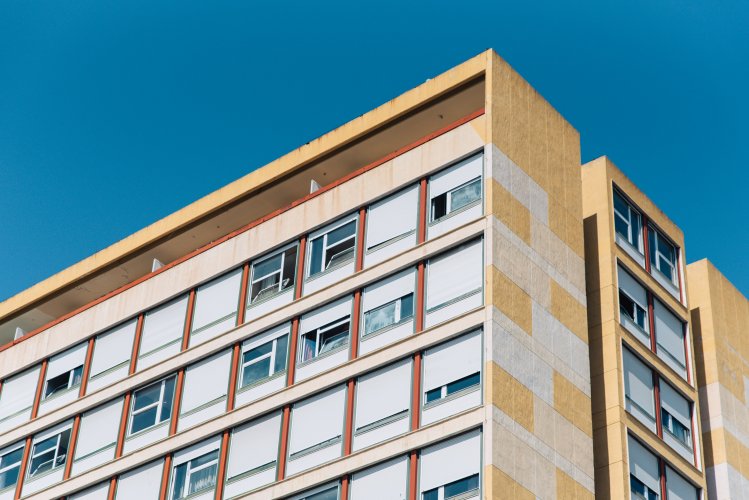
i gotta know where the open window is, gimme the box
[427,154,483,239]
[128,376,176,436]
[249,244,298,304]
[627,435,660,500]
[648,226,680,298]
[304,215,359,295]
[350,456,408,500]
[0,366,41,433]
[87,320,137,394]
[622,348,656,434]
[617,265,650,347]
[419,430,481,500]
[287,386,345,476]
[72,397,125,476]
[613,189,644,263]
[660,382,694,462]
[39,342,88,415]
[296,297,352,381]
[364,185,419,267]
[169,438,221,500]
[178,350,232,432]
[137,295,189,370]
[224,412,282,497]
[0,442,24,493]
[235,324,290,407]
[190,268,242,346]
[22,421,73,495]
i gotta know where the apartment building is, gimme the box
[0,50,594,500]
[687,259,749,499]
[582,157,706,499]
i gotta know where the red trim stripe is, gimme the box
[79,337,95,397]
[277,406,292,481]
[129,315,145,375]
[214,430,231,500]
[63,415,82,479]
[14,436,33,500]
[158,454,173,500]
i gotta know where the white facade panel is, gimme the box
[352,359,411,451]
[426,240,482,312]
[122,421,169,455]
[618,265,650,346]
[287,386,345,475]
[245,288,294,322]
[660,381,694,461]
[299,297,352,334]
[45,342,88,381]
[0,366,40,433]
[628,435,660,495]
[295,349,348,383]
[427,155,483,240]
[419,430,481,494]
[422,330,481,395]
[178,350,232,432]
[87,320,137,394]
[137,296,188,370]
[69,482,110,500]
[224,412,282,497]
[623,348,657,433]
[116,460,163,500]
[190,269,242,346]
[72,397,124,476]
[303,261,355,296]
[365,185,418,254]
[424,292,482,329]
[22,467,64,496]
[654,300,687,378]
[350,456,408,500]
[666,466,698,500]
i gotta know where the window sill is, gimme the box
[428,199,482,227]
[426,289,482,314]
[365,230,416,254]
[126,419,170,440]
[297,342,349,367]
[238,370,286,393]
[361,317,414,341]
[190,312,237,338]
[424,384,480,409]
[247,287,294,310]
[226,460,275,484]
[305,257,355,283]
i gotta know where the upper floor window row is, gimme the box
[612,187,681,300]
[628,434,699,500]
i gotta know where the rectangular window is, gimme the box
[659,382,694,460]
[431,178,481,222]
[0,444,24,491]
[300,318,350,363]
[425,372,480,404]
[614,190,643,253]
[419,431,481,500]
[426,240,482,311]
[250,245,298,304]
[622,348,656,433]
[44,366,83,399]
[350,456,408,500]
[115,460,164,500]
[0,367,41,433]
[665,466,698,500]
[308,219,357,277]
[28,428,71,477]
[630,475,658,500]
[423,473,479,500]
[617,265,650,346]
[225,412,282,497]
[653,300,687,379]
[171,450,219,500]
[41,342,88,405]
[648,227,678,287]
[241,334,288,387]
[628,435,661,500]
[363,294,413,336]
[138,295,189,370]
[178,350,232,432]
[619,289,648,332]
[190,268,242,343]
[661,409,690,447]
[129,376,176,435]
[87,320,137,393]
[72,398,124,476]
[365,185,418,252]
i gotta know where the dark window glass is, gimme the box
[444,473,479,498]
[431,193,448,221]
[446,372,480,396]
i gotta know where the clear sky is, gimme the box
[0,0,747,301]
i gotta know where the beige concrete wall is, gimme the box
[484,52,594,499]
[689,259,749,499]
[582,157,706,498]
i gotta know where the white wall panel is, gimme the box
[623,348,656,433]
[116,460,163,500]
[87,320,137,394]
[299,297,352,335]
[423,330,481,395]
[365,186,418,250]
[654,300,687,378]
[350,456,408,500]
[419,430,481,494]
[245,288,294,322]
[69,482,110,500]
[178,350,232,431]
[0,366,40,433]
[666,466,698,500]
[429,155,482,199]
[45,342,88,381]
[190,269,242,346]
[122,421,169,455]
[362,269,416,312]
[224,412,282,497]
[426,240,482,310]
[287,386,345,475]
[137,296,188,370]
[628,435,660,495]
[72,397,124,475]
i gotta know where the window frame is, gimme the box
[239,334,288,388]
[648,226,679,287]
[430,177,482,223]
[629,474,658,500]
[27,428,71,478]
[422,472,480,500]
[362,293,414,337]
[299,317,350,363]
[613,189,644,253]
[43,365,84,400]
[307,218,358,278]
[424,372,481,406]
[249,243,299,305]
[128,376,176,436]
[0,444,24,491]
[618,288,649,334]
[170,449,219,500]
[661,408,692,449]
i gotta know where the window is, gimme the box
[295,485,339,500]
[653,300,687,378]
[365,185,418,253]
[129,376,176,435]
[648,227,678,287]
[171,450,219,499]
[241,334,288,387]
[423,473,479,500]
[225,412,282,497]
[44,366,83,399]
[630,475,658,500]
[431,178,481,222]
[659,382,694,460]
[425,372,480,404]
[300,318,350,363]
[190,269,242,343]
[250,245,298,303]
[363,294,413,336]
[87,320,137,393]
[28,428,71,477]
[178,351,232,432]
[138,295,189,370]
[350,456,408,500]
[0,445,23,490]
[665,466,698,500]
[72,398,125,475]
[614,190,643,252]
[116,460,163,500]
[425,240,483,325]
[620,290,647,331]
[308,220,357,277]
[622,348,656,433]
[662,409,691,447]
[0,367,41,433]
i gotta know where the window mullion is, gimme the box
[269,340,277,377]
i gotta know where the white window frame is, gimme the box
[307,218,358,278]
[128,376,175,435]
[240,334,288,388]
[0,444,24,490]
[648,226,678,287]
[422,472,480,500]
[430,177,482,223]
[170,450,219,499]
[424,371,481,406]
[363,293,414,337]
[299,317,350,363]
[661,408,692,449]
[27,428,71,478]
[249,243,298,304]
[619,288,649,333]
[613,189,643,253]
[43,365,84,400]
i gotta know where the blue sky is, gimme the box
[0,0,747,301]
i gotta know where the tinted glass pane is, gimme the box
[171,463,188,500]
[131,406,158,433]
[400,294,414,320]
[45,372,71,398]
[300,333,317,362]
[133,382,163,411]
[425,387,442,403]
[446,372,480,395]
[325,240,355,269]
[29,449,55,476]
[444,473,479,497]
[431,194,447,221]
[318,322,349,355]
[327,221,356,246]
[244,341,273,364]
[615,215,630,241]
[422,488,439,500]
[71,365,83,387]
[364,302,397,335]
[0,447,23,467]
[306,487,339,500]
[253,254,283,281]
[161,378,176,422]
[613,191,629,216]
[187,462,217,495]
[242,357,271,386]
[273,335,288,373]
[0,465,19,489]
[281,246,298,287]
[251,274,281,302]
[450,179,481,212]
[309,238,324,276]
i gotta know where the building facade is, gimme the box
[687,260,749,499]
[0,49,742,500]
